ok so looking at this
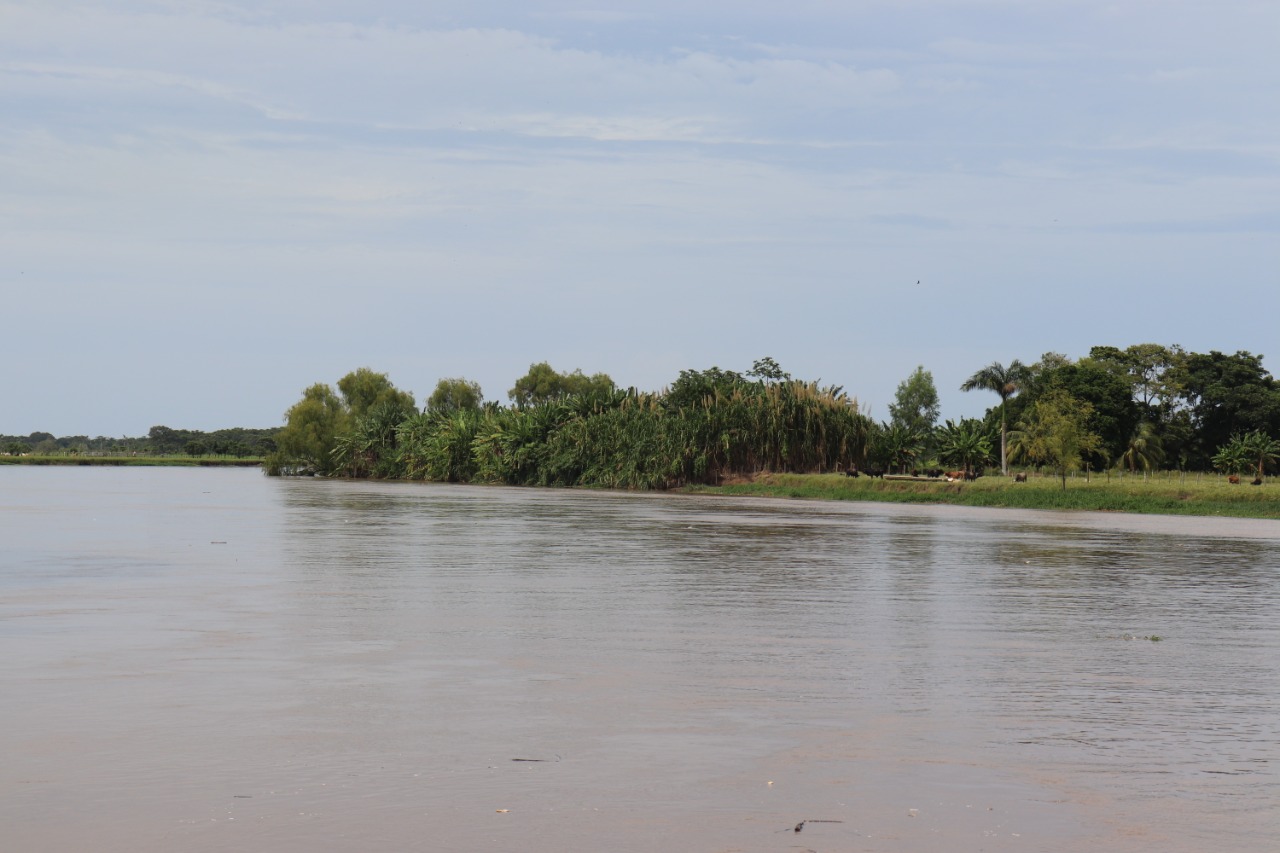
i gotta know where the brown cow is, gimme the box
[1228,475,1241,484]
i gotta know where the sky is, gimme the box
[3,0,1278,437]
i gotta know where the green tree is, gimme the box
[936,418,995,477]
[663,366,748,411]
[1211,437,1251,477]
[427,377,484,414]
[1009,389,1104,490]
[746,356,790,383]
[1238,430,1280,482]
[268,382,349,475]
[147,425,185,455]
[337,367,415,418]
[508,362,614,407]
[960,360,1028,476]
[1037,360,1139,467]
[1088,343,1185,416]
[888,365,940,439]
[875,423,926,474]
[1119,421,1165,473]
[1174,350,1280,466]
[332,398,416,478]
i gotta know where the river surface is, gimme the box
[2,466,1277,852]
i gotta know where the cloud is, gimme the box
[868,213,951,229]
[1,6,904,146]
[1099,210,1280,235]
[3,0,1279,434]
[546,9,650,24]
[1,60,304,121]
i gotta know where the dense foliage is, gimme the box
[997,345,1280,473]
[266,363,870,487]
[12,344,1280,488]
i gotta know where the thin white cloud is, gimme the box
[547,9,650,23]
[1,60,304,120]
[1,6,902,144]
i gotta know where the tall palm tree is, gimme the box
[960,360,1028,476]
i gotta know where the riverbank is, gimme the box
[0,455,263,467]
[684,471,1280,519]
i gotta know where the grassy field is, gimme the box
[684,471,1280,519]
[0,455,263,467]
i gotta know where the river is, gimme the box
[2,466,1277,851]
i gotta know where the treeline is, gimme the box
[265,360,869,487]
[1,425,280,458]
[978,345,1280,473]
[266,344,1280,489]
[867,344,1280,484]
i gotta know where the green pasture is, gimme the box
[686,470,1280,519]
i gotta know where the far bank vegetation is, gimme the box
[262,345,1280,495]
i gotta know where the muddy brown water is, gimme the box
[2,467,1277,852]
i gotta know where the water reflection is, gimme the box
[274,480,1280,828]
[2,469,1278,852]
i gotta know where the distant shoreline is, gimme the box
[0,456,263,467]
[8,461,1279,520]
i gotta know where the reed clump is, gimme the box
[306,381,871,489]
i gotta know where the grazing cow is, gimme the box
[843,466,860,478]
[965,468,984,481]
[1228,475,1241,484]
[925,468,944,479]
[1252,477,1263,486]
[1014,472,1027,483]
[865,467,885,478]
[945,470,964,481]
